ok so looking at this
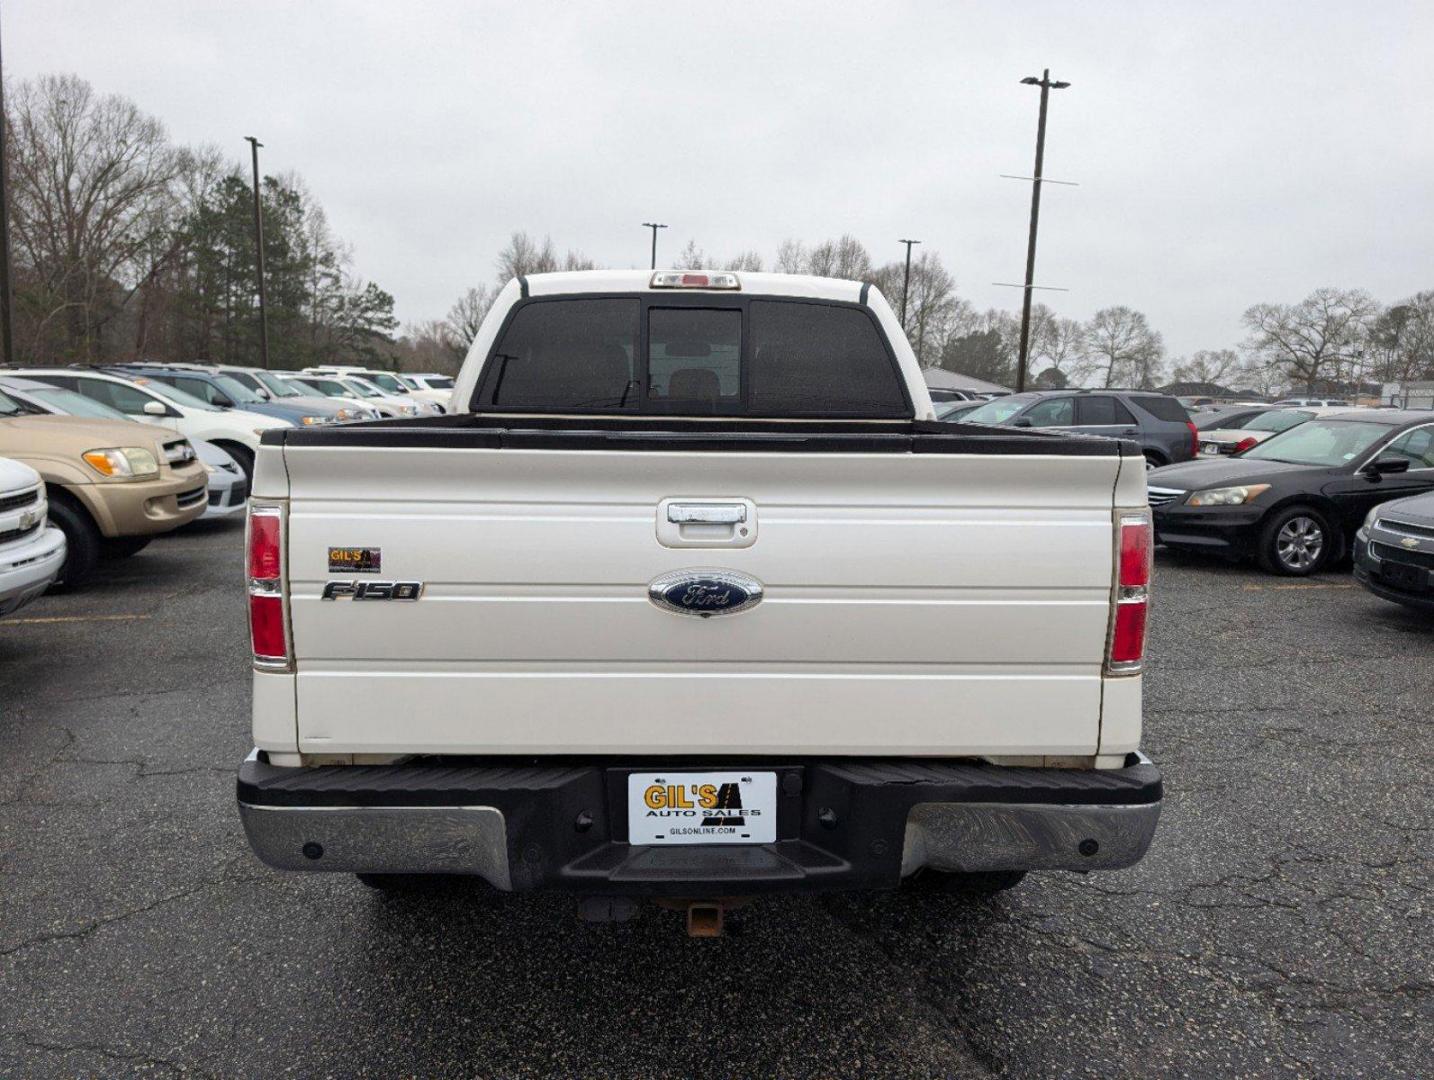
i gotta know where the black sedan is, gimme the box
[1147,410,1434,575]
[1353,490,1434,612]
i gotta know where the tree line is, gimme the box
[11,74,1431,396]
[4,74,398,369]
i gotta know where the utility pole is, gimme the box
[1013,69,1070,392]
[898,239,920,331]
[244,136,271,369]
[0,12,15,366]
[642,222,667,270]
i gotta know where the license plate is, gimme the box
[1201,444,1222,455]
[627,771,776,845]
[1383,562,1427,591]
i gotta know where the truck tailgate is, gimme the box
[280,433,1122,756]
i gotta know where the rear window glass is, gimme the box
[747,301,906,416]
[1131,395,1189,422]
[1078,395,1137,426]
[478,297,908,417]
[485,299,640,410]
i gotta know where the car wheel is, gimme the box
[1258,506,1330,576]
[1143,453,1166,471]
[45,493,102,587]
[907,869,1027,896]
[99,536,152,560]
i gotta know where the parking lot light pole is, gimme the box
[898,239,920,331]
[642,222,667,270]
[1014,69,1070,393]
[245,136,271,370]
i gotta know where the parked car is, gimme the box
[1148,410,1434,575]
[304,366,441,414]
[961,389,1197,468]
[0,375,244,519]
[1353,490,1434,613]
[396,372,456,411]
[1193,405,1276,432]
[1194,407,1351,456]
[208,365,371,423]
[111,365,339,428]
[328,375,425,418]
[0,455,67,616]
[9,368,291,482]
[1271,397,1350,407]
[0,384,209,584]
[237,269,1163,913]
[270,372,383,418]
[934,399,983,421]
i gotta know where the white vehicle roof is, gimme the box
[0,454,41,494]
[523,268,865,303]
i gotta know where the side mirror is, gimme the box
[1363,455,1410,480]
[213,394,234,409]
[254,388,270,400]
[142,400,167,417]
[1013,417,1033,428]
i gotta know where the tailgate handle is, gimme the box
[667,503,746,525]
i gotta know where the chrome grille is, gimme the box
[177,485,207,509]
[1147,486,1185,509]
[0,487,40,513]
[0,519,41,545]
[1378,517,1434,541]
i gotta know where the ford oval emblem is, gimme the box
[648,568,764,618]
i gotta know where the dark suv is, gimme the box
[960,389,1197,468]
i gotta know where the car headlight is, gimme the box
[399,404,418,416]
[253,427,271,436]
[1363,506,1382,530]
[300,415,328,425]
[1186,483,1271,507]
[82,447,160,479]
[334,408,354,421]
[203,462,218,474]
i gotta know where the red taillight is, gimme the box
[1186,420,1199,458]
[247,504,289,668]
[1108,513,1151,674]
[1234,436,1258,454]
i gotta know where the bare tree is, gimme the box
[673,239,706,270]
[495,232,558,281]
[445,285,496,349]
[1086,306,1165,388]
[7,74,183,359]
[1242,287,1377,393]
[1171,348,1243,386]
[1033,311,1088,385]
[774,239,805,274]
[1366,292,1434,387]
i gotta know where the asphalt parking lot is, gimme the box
[2,520,1431,1078]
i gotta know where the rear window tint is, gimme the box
[1078,395,1137,426]
[1131,395,1189,422]
[477,296,909,418]
[483,299,640,410]
[747,301,907,416]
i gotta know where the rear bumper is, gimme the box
[237,751,1162,894]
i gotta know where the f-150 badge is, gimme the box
[648,569,763,618]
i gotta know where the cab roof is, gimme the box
[521,269,868,304]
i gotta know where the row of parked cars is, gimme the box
[0,363,456,616]
[932,389,1434,609]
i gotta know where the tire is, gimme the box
[908,869,1028,896]
[214,442,255,484]
[1258,505,1331,576]
[45,493,102,587]
[1143,453,1166,472]
[99,536,152,560]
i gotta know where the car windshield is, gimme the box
[366,372,407,393]
[0,387,28,415]
[1242,420,1391,467]
[300,378,349,397]
[935,400,978,420]
[341,378,382,398]
[1244,409,1313,433]
[250,370,300,398]
[130,377,221,411]
[27,385,131,420]
[399,375,419,389]
[962,395,1036,424]
[212,373,265,404]
[423,375,454,389]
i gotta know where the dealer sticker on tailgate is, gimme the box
[628,772,776,845]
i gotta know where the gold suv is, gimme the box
[0,386,209,584]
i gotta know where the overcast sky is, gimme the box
[9,1,1434,356]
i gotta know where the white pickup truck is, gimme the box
[237,270,1161,926]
